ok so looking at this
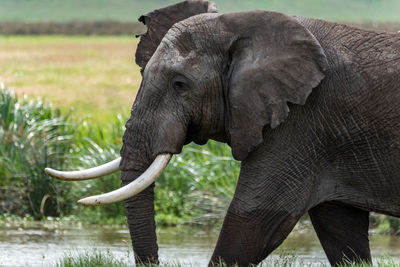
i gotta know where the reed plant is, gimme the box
[0,86,75,219]
[67,116,127,224]
[156,141,239,225]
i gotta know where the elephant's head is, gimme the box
[45,1,327,264]
[124,8,327,161]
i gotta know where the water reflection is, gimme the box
[0,224,399,266]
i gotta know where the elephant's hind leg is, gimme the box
[309,202,371,266]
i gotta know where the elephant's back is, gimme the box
[287,17,400,217]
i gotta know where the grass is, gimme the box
[0,36,140,123]
[1,0,400,23]
[0,85,126,222]
[337,257,400,267]
[55,249,130,267]
[0,87,75,219]
[55,249,400,267]
[155,141,239,225]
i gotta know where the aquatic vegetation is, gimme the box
[0,86,75,219]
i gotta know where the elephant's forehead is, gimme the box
[148,42,206,74]
[159,35,199,61]
[145,18,218,77]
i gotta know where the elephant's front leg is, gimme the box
[209,150,318,266]
[210,203,301,266]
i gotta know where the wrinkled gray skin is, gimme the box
[119,5,400,267]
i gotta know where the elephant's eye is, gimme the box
[174,81,185,90]
[172,75,190,94]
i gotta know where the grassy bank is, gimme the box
[55,250,400,267]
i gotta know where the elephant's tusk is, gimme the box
[77,153,172,206]
[45,157,121,181]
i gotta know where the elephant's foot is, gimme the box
[208,208,300,267]
[309,202,371,266]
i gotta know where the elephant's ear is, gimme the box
[222,11,328,160]
[135,0,217,72]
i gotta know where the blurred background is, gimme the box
[0,1,400,266]
[2,0,400,22]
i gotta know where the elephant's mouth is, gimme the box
[44,153,172,206]
[184,123,209,145]
[184,135,208,146]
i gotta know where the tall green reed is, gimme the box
[68,114,127,224]
[156,141,239,225]
[0,86,75,218]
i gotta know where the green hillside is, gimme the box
[1,0,400,22]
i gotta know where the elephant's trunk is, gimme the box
[117,110,165,264]
[119,140,166,264]
[122,170,159,264]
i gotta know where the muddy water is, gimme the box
[0,223,399,266]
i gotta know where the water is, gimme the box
[0,223,399,266]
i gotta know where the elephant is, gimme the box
[45,0,400,266]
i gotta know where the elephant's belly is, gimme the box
[330,135,400,217]
[336,173,400,218]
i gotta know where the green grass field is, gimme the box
[1,0,400,23]
[0,36,140,122]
